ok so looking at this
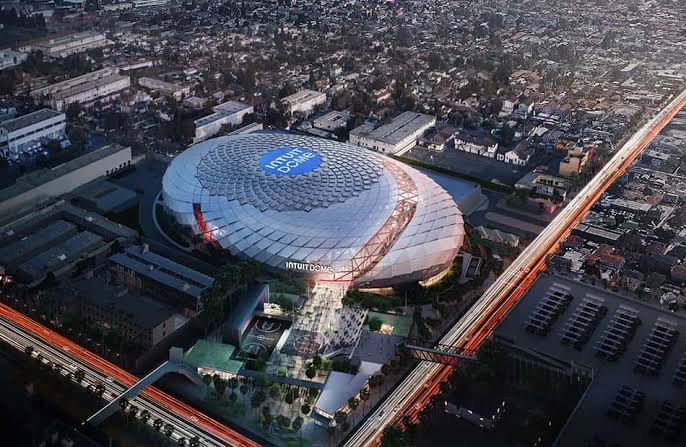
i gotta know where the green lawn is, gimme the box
[366,311,412,337]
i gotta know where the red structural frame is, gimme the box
[333,159,418,283]
[193,203,216,244]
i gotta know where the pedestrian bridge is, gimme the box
[403,340,477,366]
[86,360,204,426]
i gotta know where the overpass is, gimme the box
[87,360,205,426]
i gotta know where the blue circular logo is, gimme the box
[259,146,322,176]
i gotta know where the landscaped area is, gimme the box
[365,312,412,337]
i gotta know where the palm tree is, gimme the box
[360,387,370,411]
[164,423,174,438]
[140,409,151,424]
[348,397,359,423]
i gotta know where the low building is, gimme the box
[131,0,170,7]
[452,130,499,158]
[193,100,253,143]
[312,110,352,132]
[223,284,269,346]
[0,144,132,218]
[138,77,190,100]
[671,263,686,284]
[587,244,626,272]
[108,244,214,314]
[476,226,520,247]
[281,89,326,115]
[30,68,130,111]
[572,224,623,245]
[0,220,76,267]
[16,231,104,282]
[0,109,67,159]
[500,140,533,166]
[515,171,569,198]
[72,179,138,214]
[183,339,243,380]
[0,48,28,71]
[559,144,594,177]
[30,31,108,59]
[75,278,178,349]
[313,362,382,426]
[349,111,435,155]
[418,125,456,151]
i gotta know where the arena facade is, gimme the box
[162,133,465,288]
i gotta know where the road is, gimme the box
[0,302,262,447]
[344,88,686,447]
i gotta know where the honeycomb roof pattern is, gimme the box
[195,133,383,212]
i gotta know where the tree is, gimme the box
[140,409,151,424]
[269,383,281,400]
[153,418,164,431]
[500,125,516,146]
[74,368,86,384]
[348,397,359,411]
[164,423,175,438]
[203,374,212,386]
[305,366,316,379]
[261,405,271,423]
[276,414,290,429]
[252,390,266,413]
[284,388,296,405]
[291,415,303,432]
[240,384,249,395]
[213,375,227,398]
[360,387,370,410]
[367,316,383,332]
[334,410,347,427]
[301,404,311,415]
[229,391,238,402]
[228,377,239,391]
[380,425,413,447]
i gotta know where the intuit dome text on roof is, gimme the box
[285,261,334,274]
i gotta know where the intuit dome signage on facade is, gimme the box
[259,146,322,176]
[285,261,334,274]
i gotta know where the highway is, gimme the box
[344,87,686,447]
[0,302,262,447]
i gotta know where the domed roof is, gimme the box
[162,132,465,287]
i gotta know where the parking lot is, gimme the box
[496,273,686,447]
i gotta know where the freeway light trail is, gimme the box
[345,88,686,446]
[0,302,261,447]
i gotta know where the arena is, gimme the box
[161,132,465,288]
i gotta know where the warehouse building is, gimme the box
[349,111,436,155]
[0,108,67,159]
[30,68,130,111]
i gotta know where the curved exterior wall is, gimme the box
[162,133,464,287]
